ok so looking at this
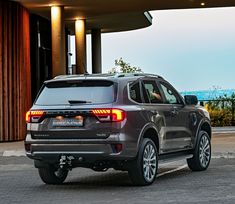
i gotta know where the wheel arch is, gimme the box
[137,124,160,154]
[194,119,212,148]
[200,121,212,139]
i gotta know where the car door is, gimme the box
[140,79,166,153]
[158,80,193,152]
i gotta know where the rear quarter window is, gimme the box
[129,81,142,103]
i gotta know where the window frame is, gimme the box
[127,77,185,106]
[157,80,185,105]
[128,80,143,104]
[141,79,164,104]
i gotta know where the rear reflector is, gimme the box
[26,110,45,123]
[114,144,123,153]
[92,108,125,122]
[24,143,31,152]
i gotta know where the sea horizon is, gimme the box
[180,89,235,101]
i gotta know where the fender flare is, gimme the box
[194,119,211,148]
[136,122,160,152]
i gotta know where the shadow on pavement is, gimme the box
[33,167,193,189]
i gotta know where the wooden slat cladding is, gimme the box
[0,1,31,141]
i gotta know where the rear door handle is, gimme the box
[171,107,178,116]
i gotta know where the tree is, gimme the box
[109,58,142,73]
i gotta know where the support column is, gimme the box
[75,19,87,74]
[91,29,102,73]
[51,6,66,77]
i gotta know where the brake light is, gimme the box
[92,108,125,122]
[26,110,45,123]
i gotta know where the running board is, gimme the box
[158,151,193,166]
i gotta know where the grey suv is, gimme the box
[25,73,212,186]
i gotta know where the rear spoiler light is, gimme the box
[92,108,125,122]
[26,110,45,123]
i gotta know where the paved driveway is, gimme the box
[0,157,234,204]
[0,132,234,204]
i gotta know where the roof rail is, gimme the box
[53,75,69,79]
[53,73,163,80]
[113,73,163,79]
[53,74,90,79]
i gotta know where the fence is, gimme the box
[199,99,235,126]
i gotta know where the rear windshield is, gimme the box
[35,80,116,105]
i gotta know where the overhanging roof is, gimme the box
[67,12,152,34]
[15,0,235,33]
[14,0,155,33]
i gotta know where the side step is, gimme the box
[158,151,193,166]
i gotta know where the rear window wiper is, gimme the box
[68,100,92,104]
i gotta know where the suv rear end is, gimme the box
[25,76,139,171]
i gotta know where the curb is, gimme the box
[213,131,235,134]
[212,127,235,134]
[212,152,235,159]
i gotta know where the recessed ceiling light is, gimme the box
[201,2,205,6]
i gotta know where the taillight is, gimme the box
[92,108,125,122]
[26,110,45,123]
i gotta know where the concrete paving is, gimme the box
[0,141,24,152]
[212,133,235,158]
[0,141,25,157]
[0,129,234,204]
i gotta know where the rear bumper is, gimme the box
[25,133,138,163]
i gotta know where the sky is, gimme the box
[71,7,235,92]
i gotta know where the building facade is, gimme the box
[0,0,152,141]
[0,1,31,141]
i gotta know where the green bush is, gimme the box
[208,109,232,126]
[205,93,235,127]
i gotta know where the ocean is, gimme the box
[180,89,235,101]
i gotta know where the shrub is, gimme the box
[205,93,235,126]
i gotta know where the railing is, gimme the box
[199,99,235,126]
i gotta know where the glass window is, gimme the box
[160,83,180,104]
[129,82,142,103]
[142,80,163,104]
[35,80,116,105]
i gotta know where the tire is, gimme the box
[38,165,68,185]
[187,130,211,171]
[128,138,158,186]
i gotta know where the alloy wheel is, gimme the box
[199,134,211,168]
[143,143,157,182]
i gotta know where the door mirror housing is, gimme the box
[184,95,198,105]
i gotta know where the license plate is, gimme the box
[52,118,83,127]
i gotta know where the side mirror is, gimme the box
[184,95,198,105]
